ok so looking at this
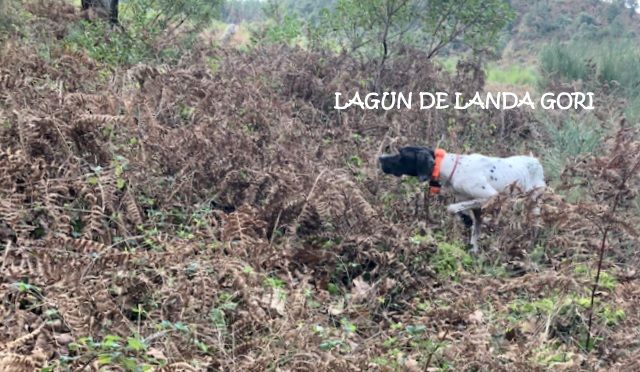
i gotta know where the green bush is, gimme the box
[539,42,589,82]
[486,63,539,86]
[523,2,571,37]
[540,38,640,94]
[65,20,150,65]
[429,242,473,279]
[539,38,640,120]
[0,0,20,39]
[260,14,303,46]
[542,117,603,184]
[64,0,222,66]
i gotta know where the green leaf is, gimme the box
[340,318,357,334]
[126,336,147,352]
[319,339,344,351]
[97,354,112,365]
[194,339,209,353]
[327,283,340,295]
[121,357,140,370]
[116,178,126,189]
[210,308,226,329]
[173,322,189,332]
[405,324,427,336]
[102,335,122,350]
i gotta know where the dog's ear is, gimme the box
[398,147,416,158]
[415,148,435,182]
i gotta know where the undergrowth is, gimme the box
[0,1,639,371]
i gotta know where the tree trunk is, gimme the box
[81,0,119,24]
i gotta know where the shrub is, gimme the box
[539,38,640,120]
[542,117,603,184]
[65,20,151,65]
[429,241,473,279]
[259,14,303,46]
[539,42,589,82]
[64,0,222,66]
[0,0,20,38]
[486,63,539,86]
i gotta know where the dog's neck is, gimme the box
[436,153,461,185]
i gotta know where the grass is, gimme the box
[429,241,473,279]
[541,116,603,186]
[436,56,459,73]
[3,3,640,371]
[209,20,253,47]
[539,38,640,120]
[486,63,539,87]
[436,58,539,88]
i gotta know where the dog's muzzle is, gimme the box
[378,154,397,175]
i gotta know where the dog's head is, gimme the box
[378,146,435,182]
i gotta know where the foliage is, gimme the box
[539,42,588,82]
[222,0,265,23]
[260,14,303,46]
[522,1,571,37]
[539,38,640,120]
[64,20,149,65]
[542,117,603,183]
[429,241,473,279]
[65,0,223,66]
[120,0,222,31]
[1,2,640,371]
[0,0,22,39]
[318,0,514,61]
[486,63,539,86]
[63,335,155,371]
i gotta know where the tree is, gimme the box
[318,0,515,89]
[81,0,119,24]
[70,0,223,65]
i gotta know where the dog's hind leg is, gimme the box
[530,185,546,249]
[531,185,546,217]
[446,199,486,214]
[458,211,473,228]
[469,208,482,254]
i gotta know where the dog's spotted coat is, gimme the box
[379,146,546,252]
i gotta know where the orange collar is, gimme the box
[430,149,460,194]
[431,148,446,180]
[429,149,447,194]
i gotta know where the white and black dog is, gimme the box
[379,146,546,252]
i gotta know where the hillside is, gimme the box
[503,0,640,60]
[0,1,639,371]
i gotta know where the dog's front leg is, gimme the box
[447,199,486,253]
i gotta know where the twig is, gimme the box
[269,209,283,246]
[73,355,97,372]
[425,328,449,369]
[424,187,431,223]
[585,156,640,350]
[1,240,11,271]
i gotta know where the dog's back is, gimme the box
[450,154,545,199]
[378,146,546,252]
[473,154,545,193]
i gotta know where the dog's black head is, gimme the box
[378,146,435,182]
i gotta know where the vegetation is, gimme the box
[0,0,639,370]
[486,63,539,86]
[540,38,640,120]
[65,0,223,65]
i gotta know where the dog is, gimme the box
[379,146,546,253]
